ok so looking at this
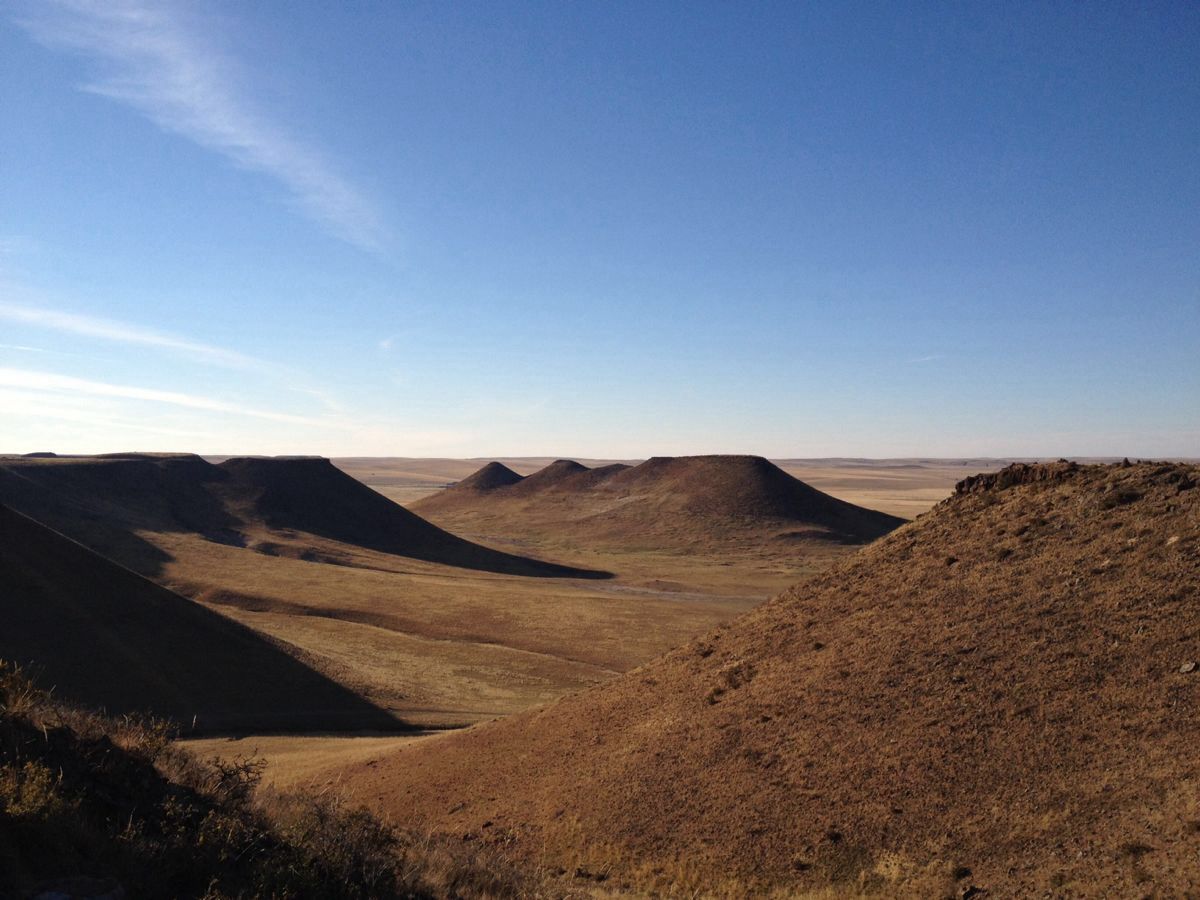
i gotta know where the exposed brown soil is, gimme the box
[0,454,606,579]
[415,454,905,551]
[340,462,1200,895]
[0,503,400,734]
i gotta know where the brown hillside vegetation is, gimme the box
[0,503,397,733]
[415,454,905,551]
[0,453,606,579]
[340,461,1200,896]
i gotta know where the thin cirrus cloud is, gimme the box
[0,300,267,371]
[0,367,344,428]
[13,0,387,251]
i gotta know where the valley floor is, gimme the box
[180,459,974,789]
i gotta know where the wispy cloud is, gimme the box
[0,386,222,440]
[0,366,346,428]
[907,353,943,364]
[0,300,265,370]
[0,343,48,353]
[13,0,386,251]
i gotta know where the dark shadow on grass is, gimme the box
[0,504,409,734]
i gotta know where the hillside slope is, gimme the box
[453,460,525,492]
[415,454,904,548]
[342,461,1200,895]
[0,502,400,733]
[0,454,605,578]
[216,456,606,577]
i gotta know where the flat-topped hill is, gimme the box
[0,454,606,579]
[341,461,1200,895]
[415,454,904,547]
[0,503,399,733]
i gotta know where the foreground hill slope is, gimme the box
[0,454,604,578]
[0,503,398,732]
[343,461,1200,895]
[415,454,904,547]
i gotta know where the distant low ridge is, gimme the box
[0,453,608,579]
[417,454,904,546]
[343,461,1200,895]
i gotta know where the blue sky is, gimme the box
[1,1,1196,457]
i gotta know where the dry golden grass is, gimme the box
[2,452,980,826]
[161,458,959,794]
[152,530,764,728]
[181,733,444,792]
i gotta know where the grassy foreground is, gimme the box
[0,662,534,899]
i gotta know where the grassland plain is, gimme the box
[0,454,901,735]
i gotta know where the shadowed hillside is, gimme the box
[0,454,608,579]
[416,454,904,547]
[217,456,608,578]
[341,461,1200,895]
[0,503,401,733]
